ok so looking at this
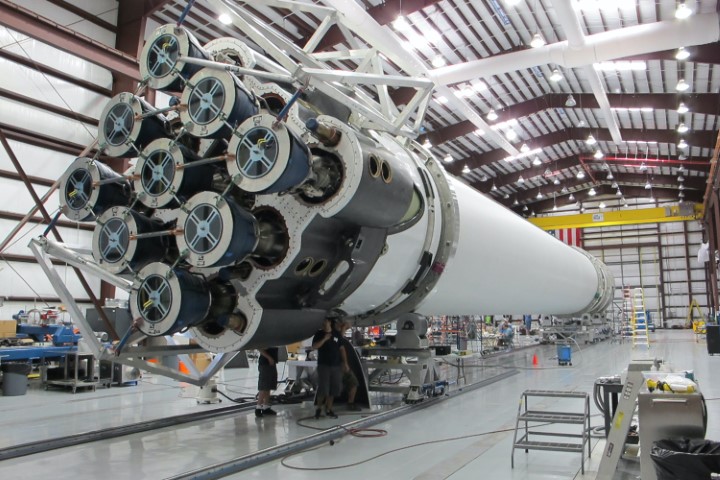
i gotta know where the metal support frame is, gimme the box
[28,237,238,386]
[363,347,440,402]
[206,0,503,144]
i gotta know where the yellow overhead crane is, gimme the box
[528,204,703,230]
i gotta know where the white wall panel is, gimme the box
[0,219,91,256]
[0,56,107,119]
[0,98,96,146]
[10,1,116,47]
[0,140,77,179]
[0,262,99,299]
[0,183,51,213]
[0,27,112,88]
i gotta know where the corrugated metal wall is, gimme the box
[583,220,707,327]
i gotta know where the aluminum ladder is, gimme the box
[631,288,650,347]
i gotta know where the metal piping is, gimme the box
[431,12,720,86]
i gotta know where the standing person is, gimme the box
[256,347,279,417]
[335,320,361,411]
[312,317,343,419]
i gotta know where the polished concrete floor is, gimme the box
[0,330,718,479]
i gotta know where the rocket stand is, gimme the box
[361,315,443,403]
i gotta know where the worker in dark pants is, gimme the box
[312,317,343,419]
[336,320,361,411]
[256,347,279,418]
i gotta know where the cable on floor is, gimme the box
[281,423,543,471]
[215,389,255,404]
[295,412,387,439]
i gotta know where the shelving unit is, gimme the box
[511,390,591,474]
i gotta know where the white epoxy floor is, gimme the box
[0,330,718,480]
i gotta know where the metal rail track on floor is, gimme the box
[0,402,258,462]
[165,369,519,480]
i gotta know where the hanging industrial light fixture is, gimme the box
[644,179,652,190]
[513,198,519,205]
[675,47,690,60]
[576,170,585,179]
[565,95,577,107]
[532,156,542,166]
[530,33,546,48]
[676,79,690,92]
[675,2,692,19]
[443,154,454,163]
[599,201,606,209]
[462,165,471,174]
[491,182,498,191]
[486,109,498,121]
[568,193,575,201]
[678,139,689,149]
[536,190,543,199]
[677,123,689,133]
[677,103,689,114]
[549,69,563,82]
[616,189,622,196]
[607,171,614,180]
[588,188,596,196]
[594,150,604,159]
[431,55,446,68]
[678,175,685,182]
[517,175,525,184]
[553,178,561,185]
[611,181,618,189]
[520,143,530,153]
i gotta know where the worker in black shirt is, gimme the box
[312,317,343,419]
[256,347,279,417]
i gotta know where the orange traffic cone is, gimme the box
[532,353,539,366]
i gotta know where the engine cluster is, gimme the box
[58,24,424,352]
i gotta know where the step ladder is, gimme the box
[631,288,650,347]
[621,287,633,339]
[511,390,591,474]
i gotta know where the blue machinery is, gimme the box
[0,324,80,362]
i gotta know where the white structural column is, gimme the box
[431,12,720,86]
[551,0,623,144]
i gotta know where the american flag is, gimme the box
[551,228,583,248]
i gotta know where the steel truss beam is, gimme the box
[446,128,717,176]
